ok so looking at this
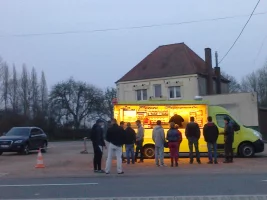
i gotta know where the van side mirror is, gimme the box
[233,123,240,132]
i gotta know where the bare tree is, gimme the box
[101,87,116,119]
[20,64,30,116]
[49,78,103,129]
[241,63,267,106]
[40,71,48,115]
[9,64,19,112]
[30,67,39,117]
[221,71,241,93]
[1,62,10,111]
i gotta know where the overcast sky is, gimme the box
[0,0,266,89]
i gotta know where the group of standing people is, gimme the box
[153,115,235,166]
[152,120,182,167]
[153,116,201,166]
[186,115,234,164]
[90,115,235,174]
[90,118,145,174]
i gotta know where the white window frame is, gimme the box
[153,84,162,98]
[168,86,181,99]
[136,89,148,101]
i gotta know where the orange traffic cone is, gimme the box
[35,148,45,168]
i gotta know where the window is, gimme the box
[216,114,236,128]
[169,86,181,99]
[136,89,147,101]
[31,128,41,136]
[6,128,30,136]
[154,84,162,97]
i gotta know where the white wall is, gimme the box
[202,92,258,126]
[116,74,199,102]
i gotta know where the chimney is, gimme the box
[205,48,213,95]
[214,51,221,94]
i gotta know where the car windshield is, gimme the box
[6,128,30,136]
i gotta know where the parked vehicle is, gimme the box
[114,100,265,158]
[0,127,48,155]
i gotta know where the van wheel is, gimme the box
[0,152,3,155]
[143,145,155,159]
[239,143,255,157]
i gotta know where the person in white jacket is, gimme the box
[152,120,166,167]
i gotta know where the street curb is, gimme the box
[14,195,267,200]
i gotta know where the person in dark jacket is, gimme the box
[203,116,219,164]
[223,116,234,163]
[125,122,136,164]
[90,119,106,173]
[185,116,201,164]
[105,118,125,174]
[166,122,181,167]
[169,114,184,128]
[119,121,126,163]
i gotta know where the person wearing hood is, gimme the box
[223,116,234,163]
[166,122,181,167]
[152,120,166,167]
[90,119,106,173]
[203,116,219,164]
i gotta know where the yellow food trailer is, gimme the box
[113,100,264,158]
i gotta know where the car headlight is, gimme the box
[14,140,24,144]
[253,130,262,140]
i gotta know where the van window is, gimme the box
[216,114,236,128]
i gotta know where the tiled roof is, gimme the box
[116,43,210,83]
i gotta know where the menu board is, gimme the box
[114,104,207,129]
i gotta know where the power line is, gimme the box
[253,33,267,65]
[219,0,261,64]
[0,11,266,38]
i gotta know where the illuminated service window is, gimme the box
[169,86,181,99]
[136,89,147,101]
[154,84,162,98]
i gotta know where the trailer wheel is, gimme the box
[143,145,155,159]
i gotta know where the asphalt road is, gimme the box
[0,173,267,199]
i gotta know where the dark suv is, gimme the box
[0,127,48,155]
